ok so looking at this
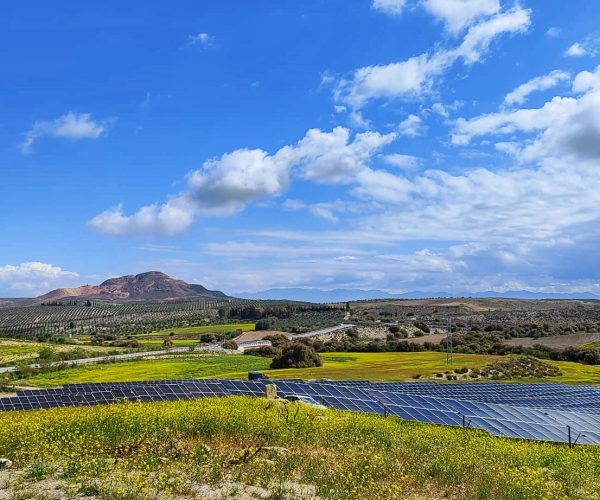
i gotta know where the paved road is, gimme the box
[293,323,355,339]
[0,344,231,374]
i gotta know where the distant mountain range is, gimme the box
[234,288,600,303]
[38,271,228,303]
[4,271,598,304]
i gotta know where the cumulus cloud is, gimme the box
[372,0,407,16]
[0,262,79,296]
[383,153,420,169]
[565,42,587,57]
[397,114,425,136]
[334,6,531,109]
[453,65,600,164]
[20,112,109,154]
[90,127,398,236]
[504,70,570,106]
[422,0,500,35]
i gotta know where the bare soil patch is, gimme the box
[234,330,292,343]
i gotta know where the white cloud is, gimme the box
[422,0,500,35]
[565,42,587,57]
[453,65,600,162]
[383,153,420,169]
[21,112,109,154]
[398,114,425,136]
[572,65,600,93]
[334,7,531,109]
[0,262,79,296]
[504,70,570,106]
[546,27,561,38]
[90,127,397,236]
[310,205,339,222]
[281,199,306,211]
[89,201,196,237]
[188,32,214,48]
[372,0,407,16]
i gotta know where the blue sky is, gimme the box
[2,0,600,297]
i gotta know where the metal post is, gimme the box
[384,405,389,418]
[446,317,453,364]
[568,425,572,448]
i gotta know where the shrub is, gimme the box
[263,334,290,348]
[414,321,430,333]
[244,346,279,358]
[222,340,238,350]
[270,343,323,369]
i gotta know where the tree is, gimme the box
[270,343,322,369]
[200,333,215,343]
[222,340,238,350]
[263,333,289,347]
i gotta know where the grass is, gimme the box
[0,338,124,366]
[266,352,501,382]
[137,322,255,337]
[0,397,599,499]
[18,354,272,387]
[136,339,199,347]
[14,351,600,388]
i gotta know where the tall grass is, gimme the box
[1,397,599,498]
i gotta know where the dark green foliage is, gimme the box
[262,334,290,348]
[222,340,238,350]
[270,343,323,369]
[414,321,430,333]
[243,346,279,358]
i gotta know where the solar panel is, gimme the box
[2,378,600,446]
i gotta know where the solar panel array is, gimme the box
[2,379,600,446]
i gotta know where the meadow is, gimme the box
[0,338,125,366]
[138,322,255,337]
[1,397,599,499]
[15,351,600,387]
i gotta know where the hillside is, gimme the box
[38,271,227,302]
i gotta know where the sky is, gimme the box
[2,0,600,297]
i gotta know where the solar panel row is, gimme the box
[2,379,599,446]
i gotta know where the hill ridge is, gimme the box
[38,271,227,302]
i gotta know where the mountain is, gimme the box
[234,288,600,303]
[38,271,228,303]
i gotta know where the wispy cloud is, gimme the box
[20,112,111,154]
[334,6,531,109]
[187,32,215,48]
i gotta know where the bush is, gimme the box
[263,334,290,348]
[414,321,430,333]
[244,346,279,358]
[270,343,323,369]
[222,340,238,350]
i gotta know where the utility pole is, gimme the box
[446,316,453,364]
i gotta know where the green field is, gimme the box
[138,322,255,337]
[0,338,124,366]
[136,339,199,347]
[1,397,598,498]
[16,351,600,388]
[19,354,271,387]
